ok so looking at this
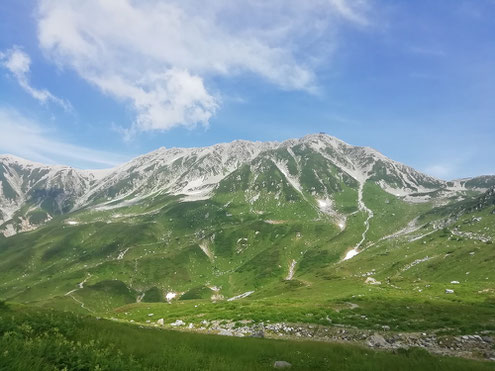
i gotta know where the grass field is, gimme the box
[1,302,494,371]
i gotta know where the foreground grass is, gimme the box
[0,302,494,370]
[112,276,495,336]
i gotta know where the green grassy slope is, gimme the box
[0,166,494,366]
[0,302,493,371]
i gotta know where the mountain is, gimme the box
[0,155,106,236]
[2,134,493,237]
[1,133,495,363]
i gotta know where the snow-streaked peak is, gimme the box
[2,134,493,237]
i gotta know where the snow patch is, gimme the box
[227,291,254,301]
[199,241,214,262]
[117,248,130,260]
[264,220,286,225]
[401,256,430,272]
[285,260,297,281]
[344,249,360,260]
[166,292,177,302]
[343,181,373,261]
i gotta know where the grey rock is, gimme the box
[274,361,292,368]
[482,336,493,343]
[251,330,265,338]
[368,333,389,348]
[170,319,185,327]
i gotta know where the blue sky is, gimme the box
[0,0,494,179]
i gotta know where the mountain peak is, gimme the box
[3,134,494,237]
[0,154,49,168]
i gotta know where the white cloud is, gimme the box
[36,0,371,136]
[92,69,218,137]
[0,107,127,168]
[0,47,71,110]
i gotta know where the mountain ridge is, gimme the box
[1,133,494,237]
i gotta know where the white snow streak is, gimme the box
[227,291,254,301]
[344,181,373,261]
[285,260,297,280]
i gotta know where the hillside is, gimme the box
[0,134,494,363]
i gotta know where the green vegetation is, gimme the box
[1,142,495,368]
[1,303,493,371]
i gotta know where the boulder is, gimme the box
[365,277,381,285]
[274,361,292,368]
[368,333,389,348]
[218,329,234,336]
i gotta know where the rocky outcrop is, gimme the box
[151,319,495,362]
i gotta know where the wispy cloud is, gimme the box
[0,47,71,110]
[0,107,127,168]
[36,0,371,137]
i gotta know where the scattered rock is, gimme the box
[450,281,460,284]
[251,330,265,338]
[157,318,164,325]
[171,319,185,327]
[274,361,292,369]
[445,289,454,294]
[482,336,493,344]
[368,333,389,348]
[365,277,381,285]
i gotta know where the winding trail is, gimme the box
[68,294,94,313]
[64,274,93,312]
[344,182,374,261]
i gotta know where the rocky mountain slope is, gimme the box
[1,134,493,237]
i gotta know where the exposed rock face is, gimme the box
[4,133,482,237]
